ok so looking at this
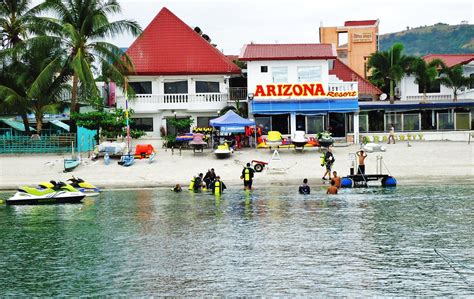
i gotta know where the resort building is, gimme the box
[116,8,241,137]
[358,54,474,141]
[239,43,381,143]
[319,20,379,78]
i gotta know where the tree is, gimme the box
[367,43,414,104]
[438,64,474,102]
[37,0,142,133]
[0,0,47,134]
[408,57,443,103]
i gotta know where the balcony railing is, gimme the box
[405,95,452,102]
[229,87,248,101]
[116,93,229,112]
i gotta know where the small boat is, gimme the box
[118,154,134,166]
[214,142,233,159]
[291,131,308,148]
[64,158,80,172]
[266,131,282,149]
[7,182,85,205]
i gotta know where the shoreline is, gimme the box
[1,141,473,192]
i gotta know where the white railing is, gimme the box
[405,94,452,101]
[328,82,358,92]
[117,93,229,112]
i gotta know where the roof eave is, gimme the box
[239,56,337,61]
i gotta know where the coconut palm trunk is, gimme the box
[20,113,31,135]
[70,73,79,133]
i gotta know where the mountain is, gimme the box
[379,23,474,56]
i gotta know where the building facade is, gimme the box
[116,8,240,137]
[240,44,362,142]
[319,20,379,78]
[356,54,474,141]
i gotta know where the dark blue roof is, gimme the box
[359,101,474,110]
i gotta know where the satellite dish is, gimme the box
[379,93,388,101]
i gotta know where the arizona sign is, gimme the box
[253,83,358,99]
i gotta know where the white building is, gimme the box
[116,8,240,137]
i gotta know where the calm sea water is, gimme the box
[0,185,473,296]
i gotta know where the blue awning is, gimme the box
[210,110,255,127]
[251,99,359,114]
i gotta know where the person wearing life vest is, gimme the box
[189,173,204,191]
[322,148,335,181]
[241,162,255,190]
[211,176,227,195]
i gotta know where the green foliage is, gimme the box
[167,117,194,133]
[163,134,177,148]
[72,108,145,140]
[380,24,474,56]
[438,64,474,101]
[408,57,443,102]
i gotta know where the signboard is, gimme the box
[353,32,373,43]
[220,126,245,133]
[253,83,358,99]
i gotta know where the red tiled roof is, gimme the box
[344,20,378,27]
[239,44,336,61]
[225,55,239,62]
[423,54,474,68]
[329,58,382,96]
[125,7,240,75]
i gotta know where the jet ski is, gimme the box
[67,176,100,197]
[292,131,308,149]
[214,142,233,159]
[266,131,282,149]
[6,181,85,205]
[317,131,334,148]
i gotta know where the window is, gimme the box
[385,113,402,131]
[418,81,440,93]
[296,115,306,131]
[437,112,454,130]
[196,81,220,93]
[131,118,153,132]
[455,112,470,130]
[307,116,324,134]
[272,67,288,83]
[166,117,191,135]
[368,111,385,132]
[403,114,420,131]
[337,32,348,47]
[255,116,271,135]
[298,66,321,82]
[260,66,268,73]
[129,81,152,94]
[470,74,474,89]
[359,114,369,132]
[421,110,436,130]
[271,114,289,134]
[164,81,188,94]
[197,116,216,128]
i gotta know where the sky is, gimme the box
[34,0,474,54]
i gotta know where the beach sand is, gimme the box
[0,141,473,190]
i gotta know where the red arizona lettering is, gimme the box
[255,85,266,97]
[303,84,315,96]
[267,85,276,96]
[293,84,303,96]
[282,84,292,96]
[314,84,326,96]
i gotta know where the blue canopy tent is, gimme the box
[209,110,256,148]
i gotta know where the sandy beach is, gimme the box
[0,140,473,190]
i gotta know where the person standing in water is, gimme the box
[211,176,227,195]
[298,178,310,194]
[241,162,255,190]
[332,171,341,188]
[326,180,338,194]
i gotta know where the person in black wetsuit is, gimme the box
[241,163,255,190]
[299,178,310,194]
[193,173,204,191]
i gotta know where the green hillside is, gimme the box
[379,23,474,56]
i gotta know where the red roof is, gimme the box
[329,58,382,96]
[239,44,336,61]
[423,54,474,68]
[125,8,240,75]
[344,20,378,27]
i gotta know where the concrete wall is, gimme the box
[350,130,474,142]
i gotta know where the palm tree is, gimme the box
[367,43,414,104]
[438,64,474,102]
[0,0,46,134]
[408,57,443,103]
[36,0,142,132]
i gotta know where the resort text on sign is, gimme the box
[254,83,358,99]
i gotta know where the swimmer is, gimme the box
[326,179,338,195]
[332,171,341,188]
[298,178,310,194]
[172,184,182,192]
